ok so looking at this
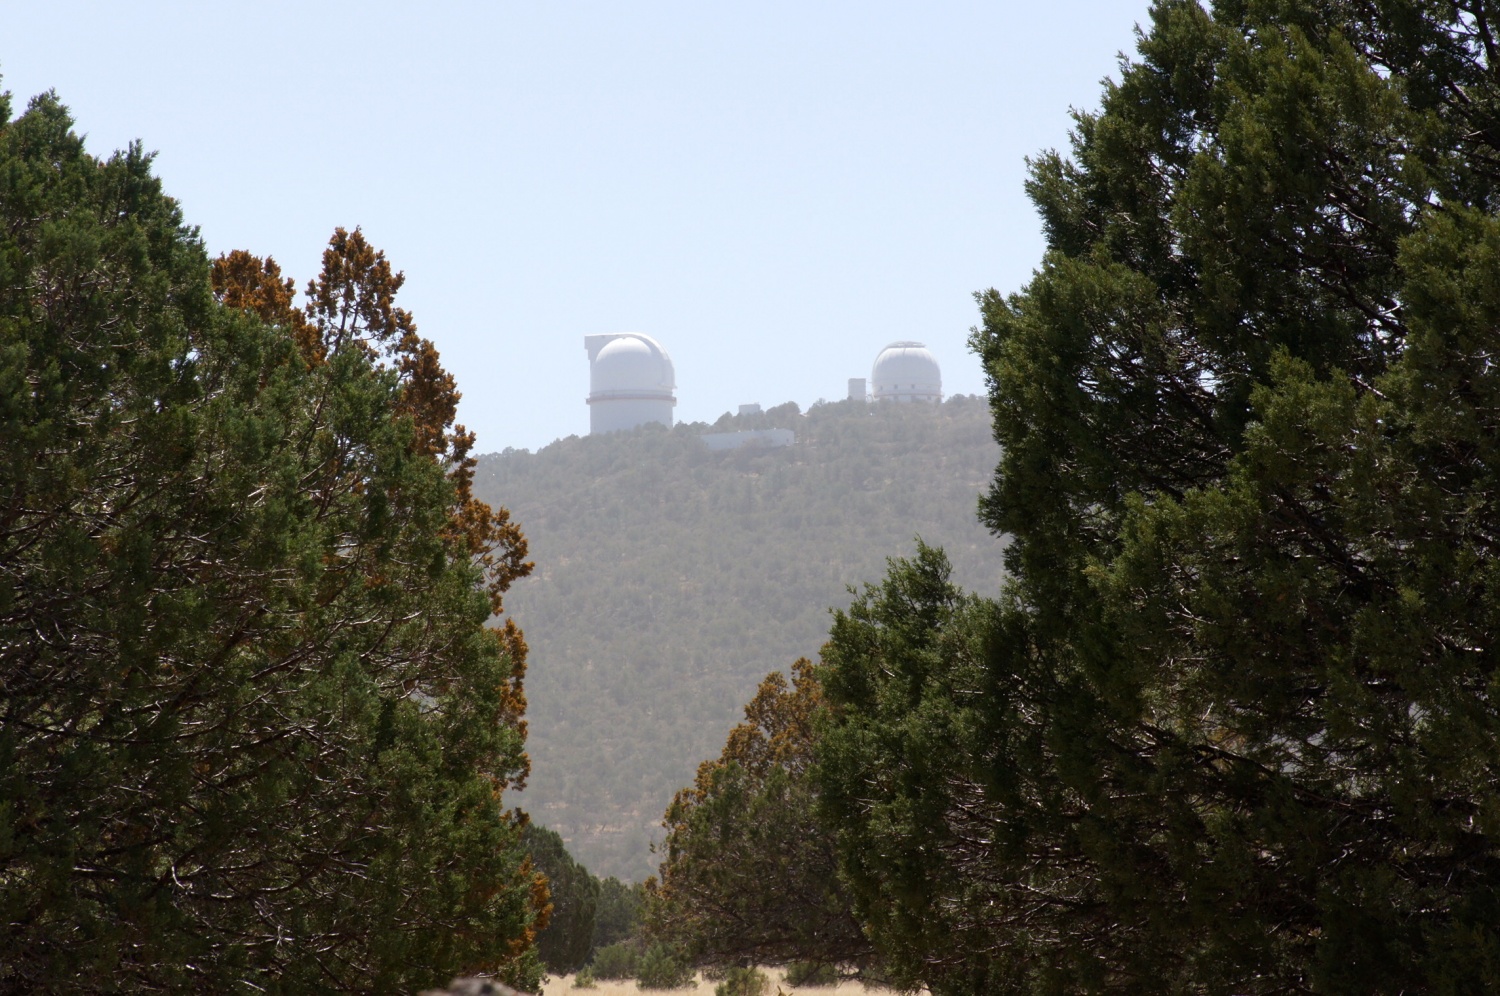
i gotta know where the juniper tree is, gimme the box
[818,1,1500,991]
[648,659,872,974]
[523,823,598,974]
[0,89,542,993]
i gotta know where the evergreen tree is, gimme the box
[815,546,1001,995]
[0,90,542,992]
[819,1,1500,991]
[524,823,599,974]
[592,876,646,951]
[648,660,871,973]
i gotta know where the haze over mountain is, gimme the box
[473,396,1006,880]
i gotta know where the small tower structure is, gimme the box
[585,333,677,434]
[871,341,942,403]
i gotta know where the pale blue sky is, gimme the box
[5,1,1153,453]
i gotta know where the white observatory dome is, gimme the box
[871,341,942,403]
[584,333,677,434]
[591,335,675,396]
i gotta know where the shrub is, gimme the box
[783,962,838,987]
[574,967,598,989]
[714,966,769,996]
[591,942,641,980]
[636,944,696,989]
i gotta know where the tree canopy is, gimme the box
[647,659,872,974]
[808,1,1500,991]
[0,90,542,992]
[649,2,1500,993]
[524,822,599,974]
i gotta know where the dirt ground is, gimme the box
[542,965,901,996]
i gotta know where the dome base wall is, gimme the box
[589,397,675,435]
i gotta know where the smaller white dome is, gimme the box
[871,341,941,403]
[590,334,675,397]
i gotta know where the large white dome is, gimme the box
[590,334,675,397]
[585,333,677,434]
[871,341,941,403]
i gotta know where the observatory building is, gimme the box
[584,333,677,435]
[871,341,942,403]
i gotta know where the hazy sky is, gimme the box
[5,1,1153,453]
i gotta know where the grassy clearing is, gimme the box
[542,965,902,996]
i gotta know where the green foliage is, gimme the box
[0,90,540,991]
[590,941,642,980]
[713,966,769,996]
[782,962,837,988]
[574,967,598,989]
[815,546,996,995]
[635,944,696,990]
[648,661,870,970]
[475,395,1004,879]
[525,823,600,974]
[816,2,1500,993]
[594,876,646,950]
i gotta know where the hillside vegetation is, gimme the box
[473,396,1005,879]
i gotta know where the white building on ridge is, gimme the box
[585,333,677,435]
[582,334,944,437]
[871,341,942,403]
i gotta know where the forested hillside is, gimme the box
[473,396,1005,879]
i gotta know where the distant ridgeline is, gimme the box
[473,396,1005,881]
